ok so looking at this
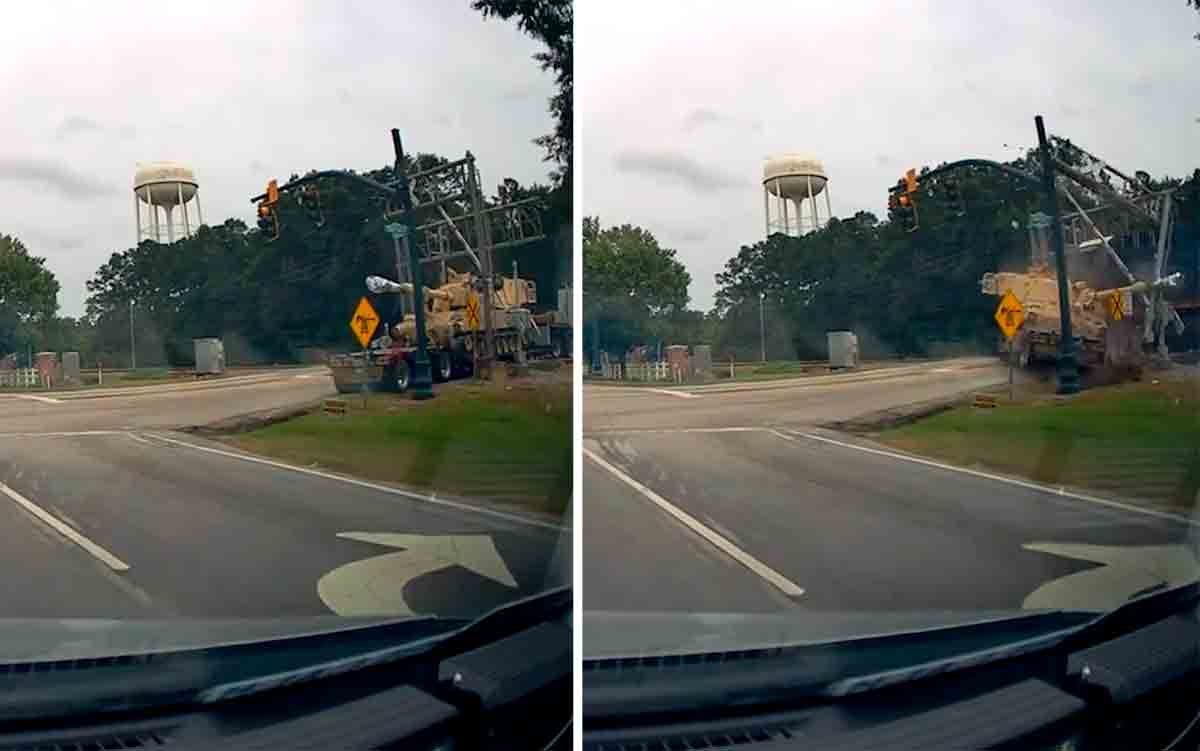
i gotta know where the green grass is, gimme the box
[227,385,572,516]
[877,380,1200,510]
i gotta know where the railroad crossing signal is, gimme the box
[465,292,481,331]
[350,296,381,348]
[994,290,1025,339]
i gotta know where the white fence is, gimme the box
[599,361,687,383]
[0,368,45,388]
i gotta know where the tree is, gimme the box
[472,0,572,178]
[583,218,691,358]
[0,234,60,356]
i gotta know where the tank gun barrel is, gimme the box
[365,275,450,300]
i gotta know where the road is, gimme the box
[0,369,569,619]
[584,358,1196,618]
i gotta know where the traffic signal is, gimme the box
[895,193,919,232]
[297,184,325,227]
[942,177,966,217]
[256,179,281,241]
[888,176,918,232]
[256,201,279,241]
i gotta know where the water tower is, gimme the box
[762,155,831,237]
[134,162,203,244]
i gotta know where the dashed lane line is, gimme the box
[0,482,130,571]
[583,446,805,597]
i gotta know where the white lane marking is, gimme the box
[774,430,1199,528]
[583,447,805,597]
[0,482,130,571]
[2,394,63,404]
[585,427,765,436]
[645,388,700,399]
[0,430,127,439]
[125,432,153,446]
[145,433,566,532]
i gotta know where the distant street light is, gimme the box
[759,291,766,362]
[129,299,136,370]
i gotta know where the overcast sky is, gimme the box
[580,0,1200,311]
[0,1,555,317]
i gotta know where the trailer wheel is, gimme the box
[385,360,411,393]
[433,351,452,382]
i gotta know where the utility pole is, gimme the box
[129,299,136,370]
[391,129,434,400]
[1035,115,1080,395]
[759,291,767,362]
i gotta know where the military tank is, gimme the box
[980,265,1180,369]
[330,269,571,393]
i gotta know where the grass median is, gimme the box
[875,379,1200,511]
[225,383,572,517]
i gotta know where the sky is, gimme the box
[0,1,556,317]
[579,0,1200,311]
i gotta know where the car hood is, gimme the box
[583,608,1092,659]
[0,615,440,663]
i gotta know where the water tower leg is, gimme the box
[179,182,190,238]
[775,180,786,235]
[134,191,141,243]
[782,194,790,235]
[193,191,204,228]
[165,206,175,243]
[807,176,816,233]
[763,187,770,237]
[148,188,160,242]
[824,184,833,227]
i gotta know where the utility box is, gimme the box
[61,352,81,385]
[691,344,713,381]
[34,352,58,383]
[194,338,226,375]
[665,344,691,380]
[827,331,859,369]
[556,285,572,325]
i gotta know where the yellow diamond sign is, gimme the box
[465,292,481,331]
[349,296,381,348]
[994,290,1025,340]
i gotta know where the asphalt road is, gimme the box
[0,369,568,619]
[584,358,1197,618]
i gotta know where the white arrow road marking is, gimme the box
[1022,542,1199,612]
[318,532,517,616]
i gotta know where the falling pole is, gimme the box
[1035,115,1080,395]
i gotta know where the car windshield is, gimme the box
[0,0,572,652]
[581,0,1200,660]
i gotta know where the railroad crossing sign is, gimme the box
[1106,291,1124,321]
[994,290,1025,339]
[465,292,481,331]
[350,296,381,347]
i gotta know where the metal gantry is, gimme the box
[888,115,1185,391]
[249,134,546,386]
